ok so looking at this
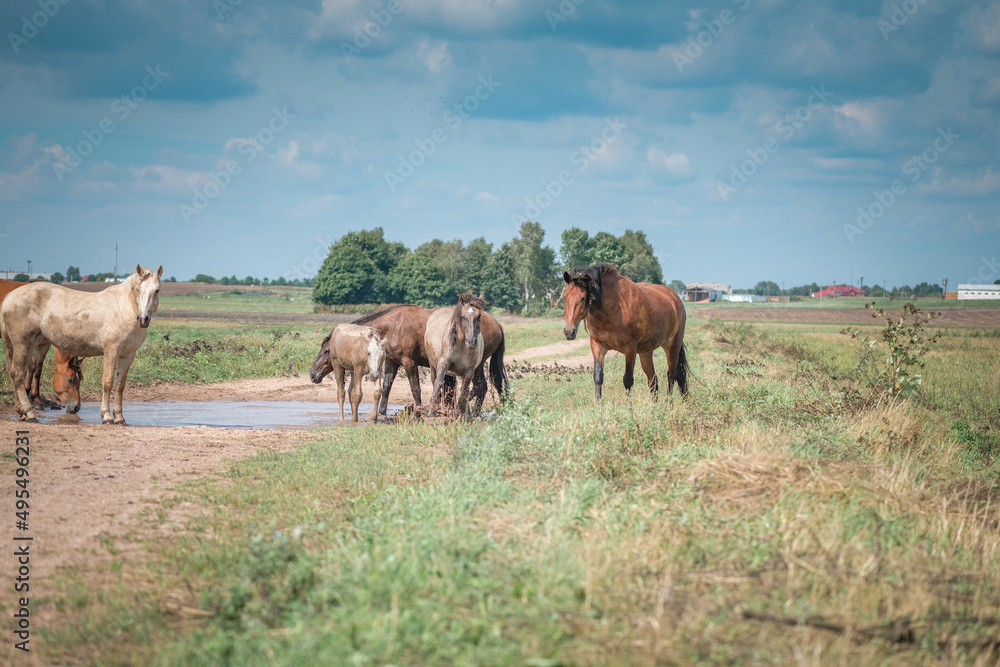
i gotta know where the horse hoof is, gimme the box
[21,416,38,423]
[102,419,114,425]
[115,420,127,426]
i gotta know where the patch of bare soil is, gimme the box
[690,306,1000,326]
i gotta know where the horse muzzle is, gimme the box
[65,399,80,414]
[309,369,326,384]
[564,324,578,340]
[137,314,152,328]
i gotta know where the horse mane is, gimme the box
[448,292,486,346]
[352,304,407,325]
[567,263,621,307]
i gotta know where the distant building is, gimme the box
[957,284,1000,300]
[684,282,731,302]
[0,270,53,281]
[722,294,769,303]
[811,285,865,298]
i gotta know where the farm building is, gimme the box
[811,285,865,298]
[684,282,731,302]
[722,294,769,303]
[957,284,1000,300]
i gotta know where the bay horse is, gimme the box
[0,265,162,423]
[0,278,82,412]
[424,293,486,419]
[563,263,688,401]
[309,324,386,422]
[354,303,508,420]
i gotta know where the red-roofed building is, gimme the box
[811,285,865,298]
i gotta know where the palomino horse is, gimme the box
[424,293,486,419]
[563,263,688,401]
[0,265,162,423]
[0,278,82,412]
[309,323,386,422]
[355,303,508,420]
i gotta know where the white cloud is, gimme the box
[834,101,883,136]
[918,167,1000,197]
[646,147,694,178]
[417,41,452,74]
[473,191,500,204]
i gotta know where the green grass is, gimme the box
[157,287,315,313]
[687,297,1000,310]
[28,316,1000,665]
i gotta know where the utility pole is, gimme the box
[26,260,31,279]
[859,276,864,296]
[114,241,118,282]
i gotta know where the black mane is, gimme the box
[352,304,407,326]
[567,263,621,307]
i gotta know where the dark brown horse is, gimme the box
[0,278,83,412]
[563,263,688,400]
[353,302,508,419]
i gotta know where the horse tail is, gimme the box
[489,329,509,402]
[676,342,690,395]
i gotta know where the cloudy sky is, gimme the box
[1,0,998,289]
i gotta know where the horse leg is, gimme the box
[334,363,347,421]
[458,374,473,421]
[639,351,658,397]
[112,351,137,425]
[27,343,47,409]
[7,339,38,422]
[591,339,609,402]
[470,362,487,416]
[427,362,448,417]
[622,349,637,393]
[402,358,422,407]
[378,359,400,417]
[348,366,361,423]
[99,352,118,424]
[664,342,681,395]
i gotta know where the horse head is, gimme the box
[133,264,163,329]
[309,332,334,383]
[52,351,82,414]
[563,265,607,339]
[364,329,386,382]
[456,292,486,349]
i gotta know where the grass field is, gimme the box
[18,302,1000,665]
[687,297,1000,310]
[156,287,315,314]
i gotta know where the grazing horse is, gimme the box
[0,279,82,412]
[309,324,386,422]
[424,293,486,419]
[563,263,688,401]
[355,303,508,420]
[0,264,162,423]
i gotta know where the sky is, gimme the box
[1,0,998,290]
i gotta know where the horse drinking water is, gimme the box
[309,324,386,422]
[0,264,162,423]
[563,263,688,401]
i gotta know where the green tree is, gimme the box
[560,227,592,272]
[669,279,686,294]
[590,231,633,267]
[481,242,521,312]
[458,237,494,294]
[65,266,80,282]
[753,280,781,296]
[788,282,820,296]
[313,244,388,305]
[912,282,942,298]
[389,255,453,307]
[619,230,664,284]
[13,273,29,282]
[415,238,463,286]
[194,274,216,284]
[509,221,556,313]
[50,272,65,284]
[339,227,407,275]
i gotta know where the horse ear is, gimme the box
[135,264,143,276]
[156,265,163,278]
[563,271,572,284]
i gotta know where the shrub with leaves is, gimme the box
[842,299,939,398]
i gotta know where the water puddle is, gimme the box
[14,400,406,429]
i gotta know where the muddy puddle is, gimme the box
[13,400,405,429]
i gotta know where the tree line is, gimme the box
[311,223,665,314]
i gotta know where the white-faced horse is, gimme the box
[0,264,162,423]
[424,292,485,419]
[309,323,386,422]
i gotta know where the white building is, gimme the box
[0,270,53,281]
[957,284,1000,300]
[722,294,769,303]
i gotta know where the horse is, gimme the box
[355,302,508,420]
[0,264,162,423]
[563,263,688,401]
[0,278,83,412]
[424,293,486,419]
[309,323,386,422]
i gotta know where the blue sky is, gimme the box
[1,0,998,289]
